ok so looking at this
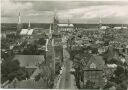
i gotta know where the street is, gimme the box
[55,46,77,89]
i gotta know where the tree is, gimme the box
[114,66,124,77]
[116,83,127,90]
[22,44,39,55]
[38,37,46,45]
[35,73,41,81]
[55,62,61,75]
[109,65,128,85]
[103,81,115,89]
[1,59,29,83]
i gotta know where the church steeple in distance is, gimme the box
[99,15,102,29]
[17,12,22,32]
[53,9,59,24]
[28,21,31,30]
[53,9,59,31]
[18,12,21,24]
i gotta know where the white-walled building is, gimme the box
[58,24,74,32]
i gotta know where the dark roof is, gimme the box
[105,46,120,60]
[13,55,45,68]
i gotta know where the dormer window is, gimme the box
[90,63,96,69]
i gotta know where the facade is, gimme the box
[20,29,34,35]
[20,22,34,36]
[58,24,74,32]
[4,77,48,89]
[83,55,105,88]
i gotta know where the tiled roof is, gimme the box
[85,54,105,70]
[7,78,47,89]
[5,63,52,89]
[13,55,45,68]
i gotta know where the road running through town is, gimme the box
[55,46,77,89]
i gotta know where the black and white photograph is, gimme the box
[1,0,128,89]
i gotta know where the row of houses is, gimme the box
[73,45,128,89]
[2,20,64,89]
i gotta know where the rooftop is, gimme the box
[20,29,34,35]
[84,54,105,70]
[13,55,45,68]
[57,24,74,27]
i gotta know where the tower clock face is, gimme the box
[90,63,96,69]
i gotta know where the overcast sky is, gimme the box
[1,0,128,23]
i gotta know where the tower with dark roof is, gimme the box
[99,15,102,29]
[53,10,59,31]
[17,12,22,33]
[28,21,31,30]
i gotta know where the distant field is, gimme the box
[1,23,50,32]
[1,23,128,32]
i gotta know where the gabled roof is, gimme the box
[13,55,45,68]
[8,79,47,89]
[84,54,105,70]
[20,29,28,35]
[20,29,34,35]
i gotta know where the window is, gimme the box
[90,63,96,69]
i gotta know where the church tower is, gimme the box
[28,21,31,30]
[99,15,102,29]
[53,10,59,31]
[17,12,22,32]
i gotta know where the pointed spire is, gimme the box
[18,12,21,24]
[53,9,59,24]
[28,21,31,29]
[17,12,22,31]
[53,9,59,31]
[99,15,102,29]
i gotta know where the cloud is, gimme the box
[1,0,33,17]
[57,5,128,20]
[1,0,128,23]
